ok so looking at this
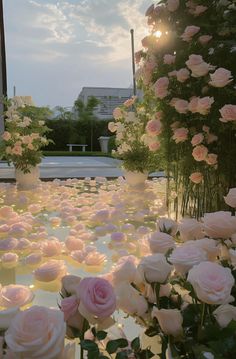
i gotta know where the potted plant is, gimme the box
[0,97,51,190]
[108,97,161,187]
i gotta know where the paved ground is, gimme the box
[0,157,164,180]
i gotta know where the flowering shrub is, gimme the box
[0,97,51,173]
[108,97,162,173]
[135,0,236,216]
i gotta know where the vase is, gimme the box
[15,166,40,190]
[123,170,148,188]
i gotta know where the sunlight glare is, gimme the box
[154,30,162,38]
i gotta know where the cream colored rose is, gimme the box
[5,306,66,358]
[152,307,183,337]
[115,282,148,316]
[148,232,176,254]
[203,211,236,238]
[138,254,173,283]
[169,243,207,275]
[178,218,203,241]
[187,261,234,304]
[213,304,236,328]
[224,188,236,208]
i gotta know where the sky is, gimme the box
[3,0,152,108]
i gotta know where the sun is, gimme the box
[153,30,162,38]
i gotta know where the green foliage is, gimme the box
[44,119,110,151]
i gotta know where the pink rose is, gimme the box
[178,218,203,242]
[189,172,203,184]
[113,107,123,120]
[167,0,179,12]
[138,254,173,283]
[155,111,163,120]
[148,232,176,254]
[168,70,177,77]
[213,304,236,328]
[206,133,218,144]
[173,99,189,113]
[12,145,22,156]
[152,308,183,336]
[189,5,208,16]
[197,97,214,114]
[123,97,136,107]
[108,122,117,133]
[191,133,204,146]
[5,306,66,358]
[187,262,234,304]
[192,145,208,161]
[219,104,236,122]
[209,68,233,88]
[169,243,207,275]
[172,127,189,143]
[163,54,176,64]
[0,285,34,309]
[205,153,218,165]
[115,282,148,316]
[154,77,169,99]
[198,35,212,45]
[149,141,161,152]
[2,131,11,141]
[186,54,212,77]
[34,259,67,282]
[77,277,116,318]
[61,295,79,321]
[224,188,236,208]
[42,240,62,257]
[181,25,200,42]
[146,119,162,136]
[202,211,236,239]
[176,68,190,82]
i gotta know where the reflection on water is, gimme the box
[0,177,166,321]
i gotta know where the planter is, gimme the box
[15,166,40,190]
[123,170,148,188]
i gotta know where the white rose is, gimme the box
[148,232,176,254]
[138,254,173,283]
[152,307,183,337]
[203,211,236,239]
[115,282,148,316]
[213,304,236,328]
[112,256,141,284]
[194,238,220,261]
[5,306,66,358]
[187,261,235,304]
[169,243,207,275]
[157,217,178,235]
[178,218,203,242]
[224,188,236,208]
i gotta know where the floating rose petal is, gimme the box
[34,260,67,282]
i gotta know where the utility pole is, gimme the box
[0,0,7,134]
[130,29,136,96]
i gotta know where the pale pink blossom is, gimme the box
[167,0,179,12]
[172,127,189,143]
[155,111,163,120]
[192,145,208,161]
[12,145,22,156]
[2,131,11,141]
[178,218,203,242]
[123,97,136,107]
[5,306,66,358]
[77,277,116,318]
[174,99,189,113]
[186,54,213,77]
[152,308,183,336]
[0,285,34,308]
[196,96,214,115]
[224,188,236,208]
[163,54,176,64]
[113,107,123,120]
[146,119,162,136]
[189,5,208,16]
[149,141,161,152]
[61,295,79,321]
[154,77,169,99]
[198,35,212,45]
[189,172,203,184]
[181,25,200,42]
[176,68,190,82]
[191,133,204,146]
[188,261,234,304]
[205,153,218,165]
[206,133,218,144]
[115,282,148,316]
[138,253,173,283]
[34,259,67,282]
[168,70,177,77]
[203,211,236,239]
[219,104,236,122]
[209,68,233,87]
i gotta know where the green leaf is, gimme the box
[96,331,107,340]
[116,352,129,359]
[88,350,99,359]
[106,339,129,354]
[81,340,98,352]
[131,337,140,352]
[145,327,160,337]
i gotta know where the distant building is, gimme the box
[78,87,143,120]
